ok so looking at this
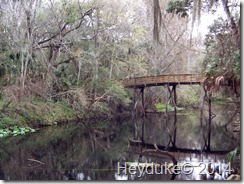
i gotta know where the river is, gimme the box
[0,101,239,180]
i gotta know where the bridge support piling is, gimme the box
[141,87,145,117]
[165,84,176,148]
[141,119,145,143]
[200,85,212,151]
[207,94,212,151]
[165,84,178,148]
[165,84,170,148]
[133,87,138,140]
[172,85,177,148]
[133,87,136,114]
[200,86,207,150]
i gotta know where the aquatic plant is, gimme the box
[155,103,184,112]
[0,126,35,139]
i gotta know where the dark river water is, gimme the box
[0,102,239,180]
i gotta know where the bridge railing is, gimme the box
[122,74,206,88]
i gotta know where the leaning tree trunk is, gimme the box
[221,0,240,50]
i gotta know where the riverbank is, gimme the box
[0,96,131,135]
[0,89,239,140]
[0,98,77,129]
[0,94,235,129]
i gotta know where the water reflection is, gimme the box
[0,104,238,180]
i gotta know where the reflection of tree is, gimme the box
[0,119,134,180]
[0,107,238,180]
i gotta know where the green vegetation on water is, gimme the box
[0,126,35,139]
[155,103,184,112]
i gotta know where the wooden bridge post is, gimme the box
[172,85,177,148]
[133,87,138,140]
[173,85,177,106]
[141,87,145,117]
[200,85,207,150]
[141,118,145,143]
[165,84,169,148]
[133,87,136,115]
[165,84,174,148]
[133,120,138,140]
[207,93,212,151]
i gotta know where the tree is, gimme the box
[166,0,240,49]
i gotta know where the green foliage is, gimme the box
[55,64,78,89]
[227,147,240,163]
[155,103,174,112]
[167,0,193,18]
[0,0,151,121]
[203,18,237,77]
[26,99,77,125]
[90,80,131,114]
[63,1,81,24]
[155,103,184,112]
[0,126,35,139]
[177,86,200,106]
[211,94,227,105]
[0,98,77,128]
[0,116,17,129]
[227,147,240,173]
[104,80,131,107]
[93,103,111,114]
[233,50,240,78]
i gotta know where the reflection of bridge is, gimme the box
[121,74,214,152]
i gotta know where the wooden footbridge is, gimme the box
[121,74,216,152]
[122,74,206,88]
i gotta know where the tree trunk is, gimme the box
[221,0,240,49]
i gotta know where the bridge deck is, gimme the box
[122,74,205,88]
